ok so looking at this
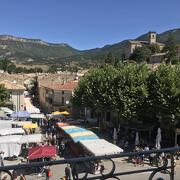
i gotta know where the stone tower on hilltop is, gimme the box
[148,31,157,44]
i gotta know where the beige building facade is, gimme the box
[0,80,26,112]
[38,81,78,115]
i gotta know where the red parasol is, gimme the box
[28,145,57,160]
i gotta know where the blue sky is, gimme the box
[0,0,179,50]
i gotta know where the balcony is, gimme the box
[0,147,179,180]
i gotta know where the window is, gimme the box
[62,91,64,94]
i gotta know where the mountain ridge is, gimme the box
[0,35,72,47]
[0,28,180,64]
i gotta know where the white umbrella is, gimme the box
[155,128,162,149]
[135,132,139,145]
[113,128,117,139]
[113,128,117,144]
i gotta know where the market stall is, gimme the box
[23,123,38,129]
[79,139,123,156]
[0,128,25,136]
[60,125,99,143]
[20,134,43,144]
[27,145,57,160]
[29,113,46,126]
[0,135,22,157]
[0,120,13,129]
[0,133,44,157]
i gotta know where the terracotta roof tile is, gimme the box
[41,80,78,91]
[0,80,26,90]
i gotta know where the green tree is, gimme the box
[163,36,178,64]
[148,44,161,54]
[14,67,24,73]
[114,64,149,121]
[73,63,180,142]
[7,64,17,74]
[0,85,8,105]
[73,64,149,124]
[104,52,115,65]
[147,65,180,129]
[47,65,58,73]
[0,59,11,71]
[130,47,151,63]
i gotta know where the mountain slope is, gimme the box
[0,28,180,64]
[136,28,180,44]
[67,28,180,62]
[0,35,80,63]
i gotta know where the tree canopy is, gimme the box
[73,64,180,129]
[163,36,178,64]
[0,85,9,105]
[130,46,151,63]
[0,59,44,73]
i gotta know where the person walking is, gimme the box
[45,167,52,180]
[71,164,78,180]
[0,151,4,167]
[19,174,26,180]
[65,164,71,180]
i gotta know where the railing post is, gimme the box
[170,153,175,180]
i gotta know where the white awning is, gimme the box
[79,139,123,156]
[0,134,43,144]
[11,121,32,126]
[0,135,22,144]
[20,134,43,144]
[0,134,43,158]
[0,135,22,158]
[30,113,45,119]
[26,108,40,114]
[0,128,25,136]
[0,120,13,129]
[0,107,14,114]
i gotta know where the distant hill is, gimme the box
[136,28,180,44]
[0,28,180,64]
[0,35,80,63]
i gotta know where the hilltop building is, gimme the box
[124,32,165,61]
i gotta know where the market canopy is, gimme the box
[62,126,87,134]
[30,113,45,119]
[59,111,69,115]
[23,123,38,129]
[52,111,69,115]
[0,135,22,144]
[57,122,69,127]
[11,121,32,126]
[0,110,7,118]
[0,135,22,158]
[0,107,14,115]
[48,113,64,119]
[27,145,57,160]
[0,134,43,144]
[79,139,123,156]
[52,111,61,115]
[0,120,13,129]
[11,110,30,118]
[0,128,25,136]
[20,134,43,144]
[60,125,99,143]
